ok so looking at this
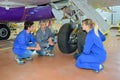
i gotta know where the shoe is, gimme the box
[26,57,33,61]
[38,54,44,56]
[94,64,104,73]
[15,58,25,64]
[74,53,80,60]
[46,52,55,57]
[45,49,54,57]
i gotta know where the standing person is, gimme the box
[36,20,55,57]
[75,19,106,73]
[12,21,41,64]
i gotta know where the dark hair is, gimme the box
[24,21,34,30]
[61,6,67,10]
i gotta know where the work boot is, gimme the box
[45,49,54,57]
[45,52,55,57]
[94,64,104,73]
[26,57,33,61]
[74,53,80,60]
[15,58,25,64]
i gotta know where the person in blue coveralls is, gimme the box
[12,21,41,64]
[75,19,106,73]
[36,20,55,57]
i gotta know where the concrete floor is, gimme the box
[0,29,120,80]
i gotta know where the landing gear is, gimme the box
[58,23,86,54]
[0,24,10,40]
[58,23,77,54]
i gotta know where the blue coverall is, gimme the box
[75,29,106,71]
[12,30,36,59]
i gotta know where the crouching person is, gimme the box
[36,20,55,57]
[12,21,41,64]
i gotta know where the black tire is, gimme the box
[0,24,10,40]
[77,27,86,53]
[58,23,77,54]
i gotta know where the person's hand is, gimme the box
[36,43,40,48]
[48,37,54,45]
[48,37,52,42]
[35,43,41,50]
[48,41,54,45]
[34,47,41,51]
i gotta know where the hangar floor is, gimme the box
[0,29,120,80]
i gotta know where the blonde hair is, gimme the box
[82,19,99,37]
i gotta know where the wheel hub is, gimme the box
[0,28,8,37]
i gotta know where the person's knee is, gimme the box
[36,49,46,56]
[48,45,54,51]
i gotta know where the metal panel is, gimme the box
[25,6,53,21]
[0,7,25,22]
[0,6,54,22]
[71,0,110,32]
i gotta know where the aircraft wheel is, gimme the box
[77,27,86,53]
[58,23,77,54]
[0,24,10,40]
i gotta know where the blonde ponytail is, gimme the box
[93,23,99,37]
[82,19,99,37]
